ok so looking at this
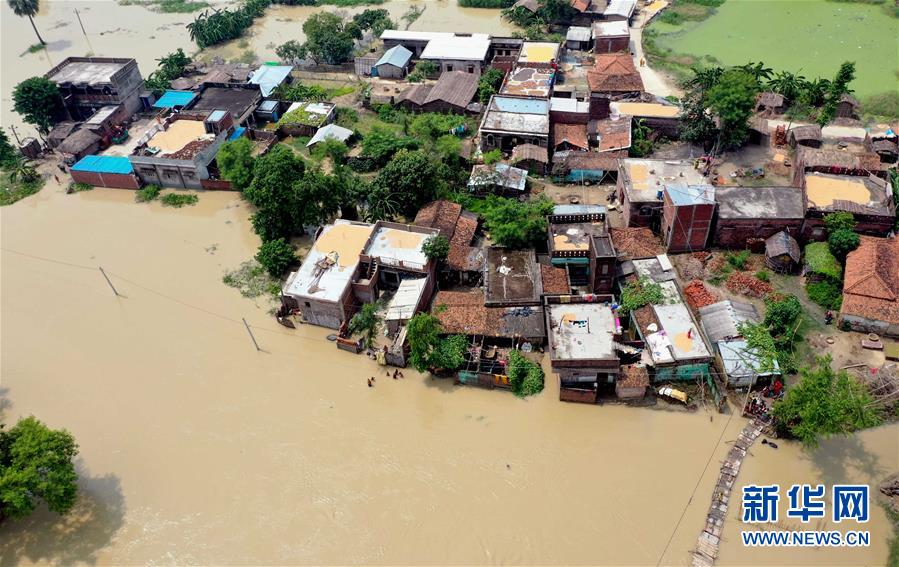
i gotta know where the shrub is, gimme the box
[619,277,665,316]
[160,193,198,207]
[135,184,161,202]
[755,270,770,282]
[255,238,298,277]
[71,182,93,192]
[422,234,450,261]
[806,280,843,310]
[725,250,751,270]
[827,228,860,261]
[764,294,803,337]
[508,350,544,397]
[482,148,502,165]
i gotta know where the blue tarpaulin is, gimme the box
[71,155,134,175]
[152,90,197,109]
[228,127,246,141]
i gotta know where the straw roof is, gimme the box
[765,231,800,263]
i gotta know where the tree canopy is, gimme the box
[243,144,307,241]
[255,238,297,277]
[706,68,760,149]
[7,0,44,45]
[217,137,256,191]
[300,12,357,65]
[507,351,544,397]
[13,77,63,135]
[347,301,383,349]
[144,49,192,95]
[0,416,79,519]
[367,149,440,218]
[818,61,856,126]
[405,312,467,373]
[422,234,450,262]
[478,195,554,249]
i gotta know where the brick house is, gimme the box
[839,236,899,338]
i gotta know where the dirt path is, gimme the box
[631,2,683,99]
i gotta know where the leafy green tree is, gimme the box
[827,229,860,261]
[311,138,349,165]
[823,211,857,233]
[798,77,830,108]
[434,135,462,163]
[429,334,468,373]
[817,61,856,126]
[763,294,802,338]
[706,68,760,148]
[481,195,554,249]
[7,157,39,183]
[347,301,383,349]
[507,350,544,397]
[482,148,502,165]
[361,125,418,165]
[407,60,437,83]
[217,137,255,191]
[406,312,443,373]
[735,61,773,84]
[422,234,450,262]
[629,118,653,158]
[12,77,63,135]
[0,416,78,519]
[144,49,192,95]
[477,68,505,104]
[352,8,394,36]
[243,144,306,241]
[300,12,356,65]
[276,40,306,64]
[7,0,45,45]
[369,149,440,217]
[767,70,806,102]
[255,238,297,277]
[0,130,18,169]
[772,356,881,447]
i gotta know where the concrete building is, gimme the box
[712,186,805,249]
[839,236,899,338]
[484,248,542,307]
[46,57,144,120]
[479,95,550,153]
[190,84,263,126]
[516,42,561,69]
[381,30,458,58]
[798,171,896,241]
[420,34,491,75]
[70,154,140,189]
[661,184,716,253]
[547,205,616,293]
[593,20,630,53]
[277,101,336,137]
[617,158,706,229]
[603,0,637,22]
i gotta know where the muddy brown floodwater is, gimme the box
[1,179,896,565]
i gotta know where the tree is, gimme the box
[144,49,192,95]
[243,144,306,241]
[629,118,653,158]
[276,40,306,64]
[12,77,62,135]
[706,68,760,148]
[827,229,860,261]
[0,130,18,169]
[406,312,443,373]
[407,60,437,83]
[369,149,440,217]
[311,138,349,165]
[301,12,356,65]
[477,68,505,104]
[798,78,830,108]
[767,70,806,101]
[217,137,255,191]
[347,301,383,349]
[507,350,544,397]
[481,195,554,249]
[352,8,394,36]
[771,356,881,447]
[434,135,462,163]
[255,238,297,277]
[7,0,44,46]
[818,61,856,126]
[422,234,450,262]
[361,125,418,165]
[0,416,79,519]
[7,157,39,184]
[763,294,802,338]
[735,61,773,85]
[429,334,468,373]
[823,211,857,233]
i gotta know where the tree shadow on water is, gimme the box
[0,460,125,566]
[0,388,11,422]
[806,432,888,488]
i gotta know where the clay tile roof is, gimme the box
[570,0,590,12]
[609,227,665,259]
[447,213,481,271]
[540,265,570,295]
[433,289,545,338]
[414,199,463,239]
[841,236,899,326]
[618,364,649,388]
[511,143,549,164]
[595,117,631,151]
[587,54,644,93]
[553,122,589,150]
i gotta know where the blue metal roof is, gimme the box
[228,127,246,141]
[493,96,548,114]
[71,155,134,175]
[666,184,716,206]
[375,45,413,69]
[206,109,228,122]
[153,90,197,109]
[249,65,293,97]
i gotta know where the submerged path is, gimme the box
[691,419,765,567]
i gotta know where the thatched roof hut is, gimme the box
[756,91,785,114]
[765,231,800,273]
[57,129,102,161]
[788,124,822,148]
[872,139,899,164]
[836,94,859,119]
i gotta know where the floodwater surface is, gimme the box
[0,180,896,565]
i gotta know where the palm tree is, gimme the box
[737,61,773,84]
[767,70,806,101]
[7,0,45,46]
[8,157,39,183]
[347,301,383,349]
[686,66,723,91]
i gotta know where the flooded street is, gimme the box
[1,182,896,564]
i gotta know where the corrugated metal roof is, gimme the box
[248,65,293,97]
[421,35,490,61]
[698,300,760,343]
[566,26,592,42]
[718,340,780,381]
[152,90,197,109]
[593,20,630,37]
[71,155,134,175]
[375,45,413,69]
[604,0,637,18]
[206,109,228,122]
[666,184,715,206]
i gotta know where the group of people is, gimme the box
[368,369,404,387]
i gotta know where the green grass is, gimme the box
[650,0,898,98]
[71,182,94,192]
[160,193,198,208]
[119,0,208,13]
[135,184,161,203]
[0,171,44,206]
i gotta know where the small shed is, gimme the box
[373,45,413,79]
[764,231,800,273]
[788,124,822,149]
[152,90,198,110]
[510,143,548,174]
[836,94,859,119]
[718,339,781,388]
[248,65,293,97]
[565,26,592,51]
[755,92,786,114]
[306,123,354,148]
[48,121,80,149]
[468,163,528,195]
[70,155,140,189]
[57,129,102,164]
[872,138,899,164]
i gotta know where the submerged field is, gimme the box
[650,0,898,98]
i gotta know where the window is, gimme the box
[446,65,453,72]
[305,302,311,308]
[601,264,609,275]
[467,66,474,73]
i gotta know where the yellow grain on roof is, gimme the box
[805,174,873,208]
[553,234,589,251]
[616,102,679,118]
[629,163,649,189]
[312,224,373,268]
[148,120,206,153]
[522,43,557,63]
[384,228,426,250]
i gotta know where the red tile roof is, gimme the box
[587,54,644,93]
[447,213,481,271]
[552,123,589,150]
[414,200,463,239]
[840,236,899,326]
[433,289,545,338]
[540,265,570,295]
[595,118,631,151]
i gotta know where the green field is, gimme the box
[651,0,899,98]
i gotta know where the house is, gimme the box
[254,100,281,122]
[485,247,543,306]
[381,30,485,59]
[57,129,102,164]
[603,0,637,22]
[550,97,590,125]
[551,151,619,184]
[793,147,888,183]
[617,158,706,229]
[277,101,336,137]
[420,34,491,75]
[510,143,550,175]
[871,138,899,164]
[546,295,621,403]
[565,26,593,51]
[697,298,779,387]
[395,71,479,114]
[788,124,822,149]
[83,104,129,137]
[189,84,263,126]
[839,236,899,337]
[516,42,561,69]
[306,124,353,148]
[610,101,680,138]
[384,277,431,335]
[764,231,801,273]
[798,171,896,240]
[661,184,716,253]
[170,62,252,91]
[413,199,483,282]
[593,20,630,53]
[152,90,198,111]
[48,122,81,149]
[372,45,413,79]
[501,66,556,98]
[247,64,293,97]
[712,186,805,249]
[129,111,233,189]
[468,163,528,196]
[432,289,546,346]
[46,57,144,120]
[541,264,571,296]
[587,54,643,119]
[552,123,589,152]
[836,94,860,119]
[479,95,550,153]
[756,92,786,115]
[547,204,616,293]
[594,116,632,152]
[717,340,781,388]
[69,155,140,189]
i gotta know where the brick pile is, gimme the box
[683,280,718,309]
[725,272,773,298]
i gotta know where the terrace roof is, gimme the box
[547,302,617,362]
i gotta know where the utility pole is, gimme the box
[243,318,261,351]
[74,8,87,36]
[98,267,120,296]
[9,125,22,145]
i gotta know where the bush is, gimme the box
[755,270,770,282]
[861,91,899,119]
[806,280,843,310]
[619,277,665,316]
[255,238,297,277]
[422,234,450,261]
[160,193,198,207]
[827,228,860,261]
[71,182,93,192]
[725,250,751,270]
[764,294,803,337]
[135,184,161,202]
[482,148,502,165]
[508,350,544,397]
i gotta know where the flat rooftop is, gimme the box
[647,303,710,363]
[283,221,375,303]
[518,42,561,65]
[805,172,884,209]
[547,303,617,361]
[550,221,606,253]
[190,87,260,120]
[593,20,630,38]
[611,101,679,118]
[146,119,212,156]
[621,159,706,202]
[363,225,433,269]
[481,96,550,135]
[715,186,805,219]
[501,67,555,98]
[485,248,540,305]
[48,58,130,85]
[421,35,491,61]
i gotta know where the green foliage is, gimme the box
[243,144,307,241]
[352,8,394,36]
[422,234,450,261]
[408,113,467,144]
[817,61,856,126]
[477,195,554,249]
[0,416,79,519]
[804,242,842,280]
[754,270,770,283]
[482,148,502,165]
[335,107,359,128]
[361,125,418,165]
[276,40,306,64]
[274,82,354,103]
[737,321,780,374]
[827,228,860,261]
[823,211,857,233]
[429,334,468,373]
[435,135,462,162]
[629,119,654,158]
[507,350,544,397]
[725,250,751,270]
[255,237,297,277]
[806,280,843,310]
[144,48,193,95]
[459,0,514,7]
[135,184,161,203]
[311,138,349,164]
[223,260,282,298]
[406,312,466,373]
[619,277,665,316]
[772,355,881,447]
[12,76,62,134]
[860,91,899,120]
[706,68,760,148]
[7,0,45,45]
[71,182,93,192]
[347,301,383,349]
[0,168,44,206]
[0,130,18,169]
[160,193,199,207]
[367,149,440,218]
[477,68,505,105]
[764,294,803,338]
[217,137,255,191]
[186,0,268,49]
[299,11,357,65]
[407,60,437,83]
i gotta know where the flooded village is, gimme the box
[1,0,898,565]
